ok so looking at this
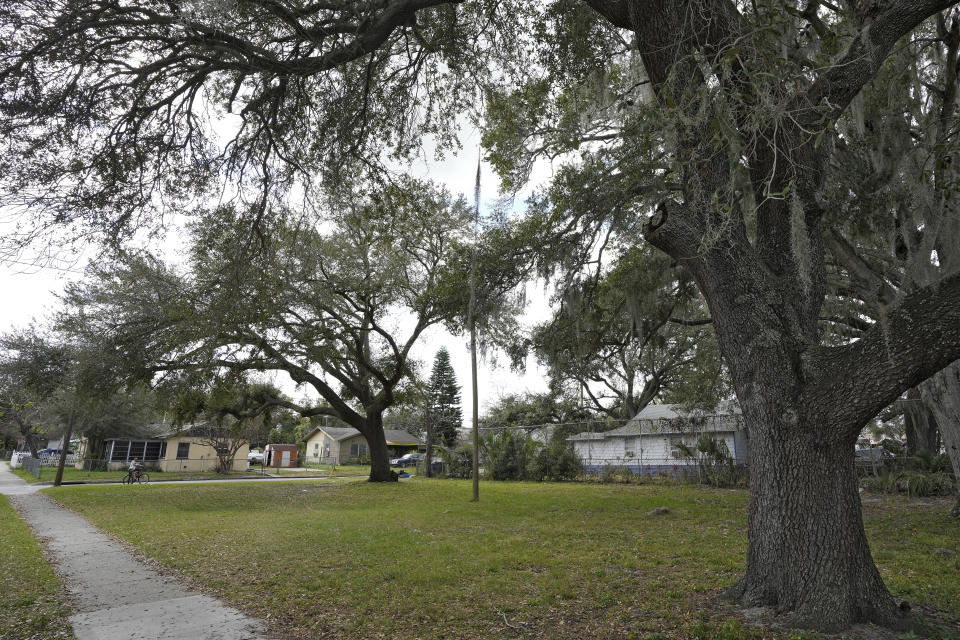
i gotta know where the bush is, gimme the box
[878,437,904,457]
[905,472,955,497]
[528,436,582,482]
[483,430,540,481]
[442,445,474,479]
[906,451,951,474]
[597,464,628,484]
[860,471,955,497]
[675,435,744,487]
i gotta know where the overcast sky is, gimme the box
[0,134,557,420]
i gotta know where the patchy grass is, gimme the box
[0,495,75,640]
[267,463,372,477]
[43,481,958,640]
[862,494,960,613]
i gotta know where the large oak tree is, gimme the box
[63,180,473,481]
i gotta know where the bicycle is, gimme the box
[121,469,150,484]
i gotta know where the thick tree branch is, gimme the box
[822,227,899,307]
[803,0,960,125]
[807,269,960,435]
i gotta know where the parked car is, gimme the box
[248,451,264,465]
[391,452,424,468]
[855,447,895,461]
[37,448,74,456]
[854,447,896,472]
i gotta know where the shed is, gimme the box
[264,443,299,468]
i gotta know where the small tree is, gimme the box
[191,420,254,474]
[427,348,462,448]
[442,444,475,479]
[529,434,582,482]
[482,430,540,481]
[166,378,287,473]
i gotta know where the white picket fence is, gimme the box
[10,451,76,471]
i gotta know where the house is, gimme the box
[264,443,298,468]
[77,423,250,473]
[302,426,421,465]
[567,402,748,475]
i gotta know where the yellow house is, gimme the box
[81,424,249,472]
[302,426,420,465]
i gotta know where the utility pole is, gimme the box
[469,151,481,502]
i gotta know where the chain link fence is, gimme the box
[12,456,272,482]
[442,417,752,487]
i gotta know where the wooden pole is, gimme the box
[469,151,481,502]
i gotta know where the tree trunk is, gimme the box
[729,406,901,630]
[53,404,76,486]
[24,431,40,457]
[905,388,940,456]
[920,362,960,518]
[684,251,909,632]
[364,414,396,482]
[424,412,434,479]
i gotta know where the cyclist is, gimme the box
[126,458,143,483]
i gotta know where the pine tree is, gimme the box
[427,348,462,448]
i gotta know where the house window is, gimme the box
[110,441,130,461]
[624,437,637,457]
[128,441,146,459]
[313,443,319,455]
[350,442,368,457]
[670,437,691,458]
[144,441,164,461]
[176,442,190,459]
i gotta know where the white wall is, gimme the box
[574,432,740,468]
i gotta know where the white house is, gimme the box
[567,402,748,475]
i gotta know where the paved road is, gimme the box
[0,463,276,640]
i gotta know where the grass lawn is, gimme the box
[0,495,75,640]
[43,481,959,640]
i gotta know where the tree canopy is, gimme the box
[61,178,475,480]
[533,243,723,418]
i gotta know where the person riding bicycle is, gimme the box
[127,458,143,482]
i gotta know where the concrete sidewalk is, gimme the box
[0,463,275,640]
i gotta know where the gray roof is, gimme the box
[316,427,359,441]
[105,422,205,441]
[309,426,422,446]
[383,430,422,446]
[153,422,214,440]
